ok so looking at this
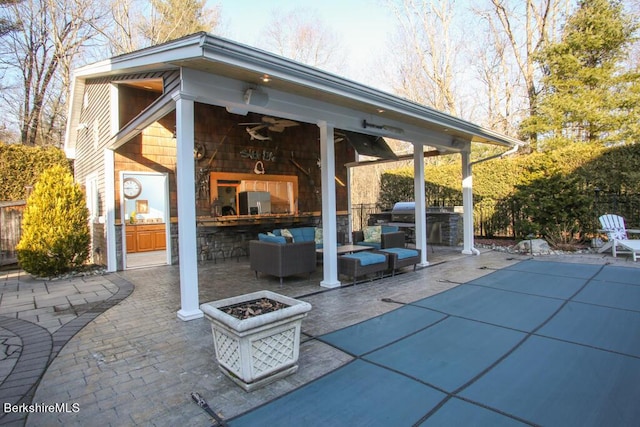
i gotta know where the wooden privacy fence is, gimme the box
[1,201,25,266]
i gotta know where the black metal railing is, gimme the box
[351,204,380,231]
[593,192,640,229]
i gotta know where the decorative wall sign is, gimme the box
[240,148,276,162]
[197,168,210,200]
[254,161,265,174]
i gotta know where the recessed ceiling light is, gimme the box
[377,108,385,113]
[261,74,271,83]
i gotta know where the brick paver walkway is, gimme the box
[0,270,132,426]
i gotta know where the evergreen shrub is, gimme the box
[16,165,90,277]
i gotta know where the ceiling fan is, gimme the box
[239,116,299,140]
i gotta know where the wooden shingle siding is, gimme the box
[74,70,180,263]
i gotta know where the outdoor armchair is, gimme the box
[353,225,405,250]
[249,239,317,285]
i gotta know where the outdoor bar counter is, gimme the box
[195,213,329,262]
[197,212,319,228]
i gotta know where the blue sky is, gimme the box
[213,0,393,81]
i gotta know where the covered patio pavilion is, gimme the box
[65,32,523,321]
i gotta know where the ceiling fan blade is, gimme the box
[263,116,299,127]
[246,127,271,140]
[276,120,299,127]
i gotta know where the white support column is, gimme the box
[461,150,479,255]
[319,121,341,288]
[174,92,203,320]
[414,144,429,266]
[346,166,353,244]
[104,149,117,272]
[106,83,119,272]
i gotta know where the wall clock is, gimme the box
[123,177,142,199]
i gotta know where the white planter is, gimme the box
[200,290,312,392]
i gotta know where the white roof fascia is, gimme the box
[66,32,524,155]
[198,34,524,148]
[72,35,202,78]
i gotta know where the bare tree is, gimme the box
[476,0,570,149]
[0,0,21,37]
[472,9,521,137]
[384,0,461,115]
[258,8,345,72]
[0,0,104,146]
[96,0,221,56]
[104,0,144,55]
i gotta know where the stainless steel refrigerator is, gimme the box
[238,191,271,215]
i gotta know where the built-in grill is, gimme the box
[368,202,463,246]
[391,201,416,223]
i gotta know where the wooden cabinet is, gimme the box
[154,229,167,250]
[126,228,137,253]
[125,224,166,253]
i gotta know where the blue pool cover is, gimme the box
[229,260,640,426]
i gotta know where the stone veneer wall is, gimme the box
[425,213,463,246]
[368,211,463,246]
[195,215,350,263]
[115,215,350,267]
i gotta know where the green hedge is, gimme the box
[0,143,69,201]
[380,143,638,241]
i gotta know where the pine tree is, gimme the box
[521,0,639,150]
[141,0,220,46]
[16,165,90,277]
